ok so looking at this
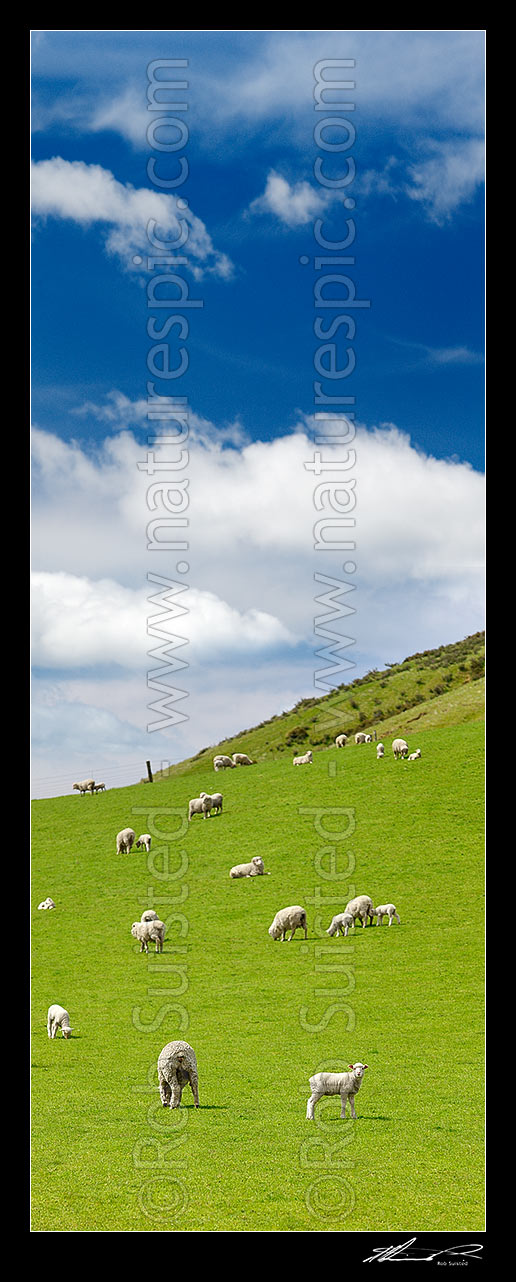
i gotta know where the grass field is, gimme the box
[31,715,485,1232]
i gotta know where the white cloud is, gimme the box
[249,171,329,227]
[405,138,485,223]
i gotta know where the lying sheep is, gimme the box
[407,749,422,761]
[72,778,95,794]
[392,738,409,759]
[376,743,384,758]
[47,1004,73,1039]
[335,734,348,747]
[131,919,166,953]
[268,905,307,941]
[326,912,354,938]
[232,753,255,765]
[306,1062,368,1120]
[116,827,136,854]
[136,834,152,851]
[375,903,401,926]
[345,894,376,928]
[141,909,159,923]
[37,897,55,910]
[199,792,223,817]
[213,755,236,770]
[293,750,313,765]
[230,856,270,878]
[157,1039,199,1109]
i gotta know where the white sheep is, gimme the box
[136,834,152,851]
[199,791,223,817]
[188,797,204,821]
[93,782,106,793]
[230,856,270,878]
[306,1063,368,1120]
[345,894,376,928]
[407,749,422,761]
[47,1004,73,1039]
[72,778,95,794]
[37,897,55,910]
[364,734,373,743]
[213,755,236,770]
[157,1039,199,1109]
[131,919,166,953]
[232,753,255,765]
[392,738,409,759]
[335,734,348,747]
[355,732,367,745]
[268,905,307,941]
[116,827,136,854]
[375,903,401,926]
[326,912,354,937]
[141,909,159,922]
[293,750,313,765]
[376,743,384,758]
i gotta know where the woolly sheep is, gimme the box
[116,827,136,854]
[47,1004,73,1039]
[376,743,384,758]
[268,905,307,941]
[392,738,409,759]
[345,894,376,928]
[407,749,422,761]
[157,1039,199,1109]
[364,734,373,743]
[326,912,354,938]
[188,797,204,821]
[293,750,313,765]
[230,856,270,878]
[375,903,401,926]
[306,1063,368,1120]
[37,897,55,910]
[199,792,223,817]
[131,919,166,953]
[136,834,152,851]
[93,782,106,792]
[335,734,348,748]
[141,909,159,923]
[232,753,255,765]
[355,732,367,745]
[213,755,236,770]
[72,778,95,794]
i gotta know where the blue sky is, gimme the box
[31,30,485,796]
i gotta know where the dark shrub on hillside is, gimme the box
[285,726,308,746]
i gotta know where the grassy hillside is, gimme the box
[32,711,485,1231]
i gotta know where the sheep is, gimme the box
[375,903,401,926]
[188,797,204,821]
[213,755,236,770]
[93,782,106,793]
[131,919,166,953]
[355,732,367,745]
[230,856,270,878]
[335,734,348,747]
[392,738,409,759]
[157,1039,199,1109]
[407,749,422,761]
[72,778,95,794]
[37,897,55,910]
[376,743,384,758]
[232,753,255,766]
[141,909,159,923]
[345,894,376,929]
[199,792,223,817]
[136,834,152,851]
[47,1004,73,1039]
[326,912,354,938]
[293,750,313,765]
[116,827,136,854]
[268,905,307,941]
[364,734,373,743]
[306,1063,368,1120]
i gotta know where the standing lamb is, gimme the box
[116,827,136,854]
[293,750,313,765]
[47,1004,73,1039]
[375,903,401,926]
[230,856,270,878]
[213,755,236,770]
[326,912,354,938]
[376,743,384,758]
[136,834,152,851]
[407,749,422,761]
[131,919,166,953]
[232,753,255,765]
[93,783,106,792]
[335,734,348,748]
[355,733,367,745]
[72,779,95,794]
[345,894,376,928]
[392,738,409,759]
[306,1063,368,1120]
[268,906,307,941]
[364,734,373,743]
[157,1039,199,1109]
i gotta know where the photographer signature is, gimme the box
[363,1238,483,1262]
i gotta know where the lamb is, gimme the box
[37,897,55,910]
[116,827,136,854]
[268,905,307,941]
[293,750,313,765]
[376,743,384,758]
[345,894,376,928]
[364,734,373,743]
[157,1039,199,1109]
[131,919,166,953]
[93,783,106,792]
[392,738,409,759]
[47,1004,73,1039]
[375,903,401,926]
[335,734,348,747]
[72,778,95,794]
[199,791,223,816]
[355,732,367,745]
[213,755,236,770]
[326,912,354,938]
[136,834,152,851]
[141,909,159,922]
[306,1063,368,1120]
[230,856,270,878]
[232,753,255,766]
[407,749,422,761]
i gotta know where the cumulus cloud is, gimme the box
[249,171,330,227]
[405,138,485,223]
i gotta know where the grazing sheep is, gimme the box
[326,912,354,938]
[37,897,55,910]
[376,743,384,758]
[141,909,159,923]
[335,734,348,748]
[407,749,422,761]
[392,738,409,759]
[93,783,106,793]
[355,733,367,745]
[345,894,376,928]
[188,797,204,821]
[136,834,152,851]
[157,1039,199,1109]
[199,791,223,816]
[306,1063,368,1120]
[213,755,236,770]
[72,779,95,794]
[364,734,373,743]
[293,750,313,765]
[375,903,401,926]
[268,905,307,941]
[232,753,255,765]
[230,856,270,878]
[131,919,166,953]
[47,1004,73,1039]
[116,827,136,854]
